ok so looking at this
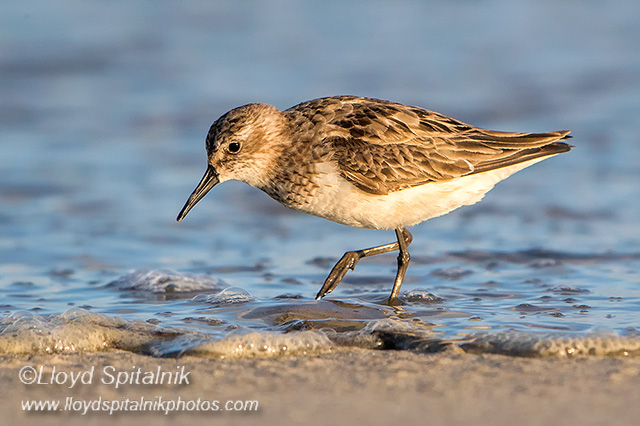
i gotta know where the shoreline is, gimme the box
[1,348,639,425]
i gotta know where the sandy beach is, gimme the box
[2,349,639,426]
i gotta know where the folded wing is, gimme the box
[317,97,572,195]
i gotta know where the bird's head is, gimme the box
[177,103,288,222]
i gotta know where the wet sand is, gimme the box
[2,349,639,426]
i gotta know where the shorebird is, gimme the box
[177,96,572,304]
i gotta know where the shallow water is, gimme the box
[1,0,639,358]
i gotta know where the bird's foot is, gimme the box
[315,251,362,299]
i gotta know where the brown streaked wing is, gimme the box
[317,99,572,194]
[287,96,572,194]
[327,136,473,195]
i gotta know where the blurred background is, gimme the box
[1,0,638,339]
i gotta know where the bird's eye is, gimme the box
[228,142,241,153]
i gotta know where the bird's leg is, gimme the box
[315,227,413,300]
[388,227,412,304]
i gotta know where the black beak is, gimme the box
[176,165,219,222]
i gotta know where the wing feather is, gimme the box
[287,96,573,194]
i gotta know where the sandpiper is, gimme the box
[177,96,572,303]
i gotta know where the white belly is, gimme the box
[295,157,552,230]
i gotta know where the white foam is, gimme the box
[336,319,640,357]
[191,287,254,305]
[464,331,640,357]
[3,308,637,358]
[183,331,333,358]
[0,308,331,358]
[108,269,226,293]
[0,308,162,354]
[400,289,444,303]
